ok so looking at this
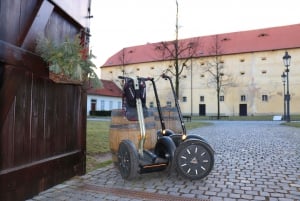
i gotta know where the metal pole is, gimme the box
[190,58,193,116]
[286,69,290,122]
[283,81,286,120]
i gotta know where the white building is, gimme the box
[87,79,122,116]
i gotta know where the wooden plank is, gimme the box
[0,150,84,201]
[30,76,47,160]
[0,40,48,77]
[50,0,90,27]
[0,66,25,134]
[21,1,54,50]
[0,96,16,170]
[79,88,87,174]
[13,72,33,165]
[0,0,38,45]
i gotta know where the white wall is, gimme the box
[87,95,122,115]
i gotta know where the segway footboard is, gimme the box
[140,136,176,174]
[175,139,214,180]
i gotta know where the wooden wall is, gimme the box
[0,0,90,200]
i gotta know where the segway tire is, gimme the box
[117,139,139,180]
[175,139,214,180]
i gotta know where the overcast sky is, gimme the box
[89,0,300,69]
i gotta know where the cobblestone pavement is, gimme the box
[28,121,300,201]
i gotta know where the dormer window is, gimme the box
[221,37,230,42]
[258,33,269,37]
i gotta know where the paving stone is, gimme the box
[229,193,240,199]
[223,198,236,201]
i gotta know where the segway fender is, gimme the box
[154,136,176,162]
[157,129,176,138]
[185,135,215,153]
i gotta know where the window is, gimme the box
[261,70,267,74]
[219,96,224,102]
[200,96,205,102]
[100,100,105,110]
[117,101,122,109]
[182,96,187,102]
[241,95,246,102]
[166,101,172,107]
[262,95,268,102]
[149,101,154,108]
[109,101,113,110]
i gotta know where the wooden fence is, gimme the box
[0,0,90,200]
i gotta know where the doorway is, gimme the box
[199,104,206,116]
[91,99,96,112]
[239,104,247,116]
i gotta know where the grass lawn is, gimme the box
[86,120,211,172]
[282,122,300,128]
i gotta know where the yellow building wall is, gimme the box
[101,49,300,116]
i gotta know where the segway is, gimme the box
[161,74,215,180]
[117,75,214,180]
[117,76,176,180]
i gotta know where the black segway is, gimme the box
[117,76,176,180]
[161,74,215,180]
[117,75,214,180]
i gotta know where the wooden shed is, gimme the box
[0,0,92,200]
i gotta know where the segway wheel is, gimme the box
[117,139,139,180]
[175,139,214,180]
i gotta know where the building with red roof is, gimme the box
[87,79,122,115]
[101,24,300,117]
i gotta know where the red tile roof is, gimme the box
[87,79,122,97]
[102,23,300,67]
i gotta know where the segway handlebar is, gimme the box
[161,73,187,136]
[118,76,152,82]
[161,73,170,80]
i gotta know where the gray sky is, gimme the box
[89,0,300,69]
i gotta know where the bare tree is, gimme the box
[118,48,134,77]
[115,48,136,87]
[154,0,199,97]
[204,35,234,119]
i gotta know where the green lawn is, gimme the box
[192,115,300,121]
[281,122,300,128]
[86,121,111,172]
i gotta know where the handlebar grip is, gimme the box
[118,76,152,81]
[138,77,152,81]
[161,74,169,79]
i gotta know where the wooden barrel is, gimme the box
[109,109,157,162]
[153,107,182,134]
